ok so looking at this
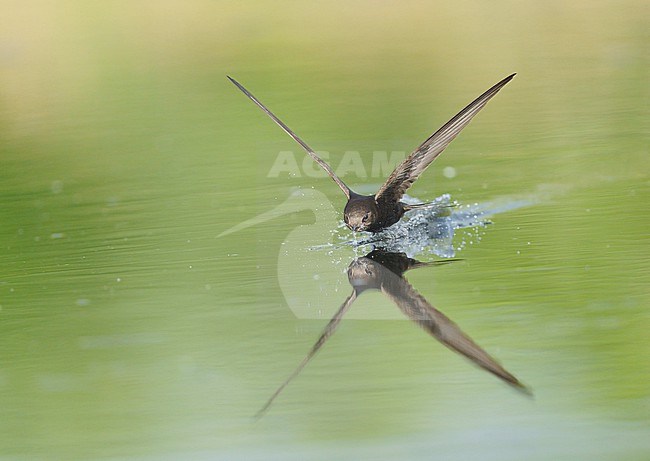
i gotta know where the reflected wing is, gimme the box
[256,290,358,417]
[375,74,515,204]
[228,76,351,199]
[382,277,528,391]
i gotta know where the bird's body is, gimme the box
[228,73,515,233]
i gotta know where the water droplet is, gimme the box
[442,166,457,178]
[51,180,64,194]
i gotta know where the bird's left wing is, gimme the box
[375,74,515,205]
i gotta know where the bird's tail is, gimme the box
[403,201,456,213]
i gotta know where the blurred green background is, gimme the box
[1,1,648,460]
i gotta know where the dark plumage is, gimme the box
[228,74,515,232]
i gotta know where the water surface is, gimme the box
[1,2,648,460]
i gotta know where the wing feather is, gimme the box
[375,74,515,203]
[228,76,351,199]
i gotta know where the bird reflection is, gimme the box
[257,250,529,417]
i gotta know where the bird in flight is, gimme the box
[228,73,515,233]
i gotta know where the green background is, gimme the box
[1,1,648,460]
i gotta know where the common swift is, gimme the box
[256,250,529,417]
[228,73,515,232]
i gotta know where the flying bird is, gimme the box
[228,73,515,233]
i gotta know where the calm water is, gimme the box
[1,2,648,460]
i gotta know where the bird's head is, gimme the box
[344,198,378,232]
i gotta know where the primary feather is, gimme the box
[375,74,515,205]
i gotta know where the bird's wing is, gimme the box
[255,290,358,418]
[228,76,351,199]
[375,74,515,204]
[382,276,528,391]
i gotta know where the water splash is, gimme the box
[329,193,539,259]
